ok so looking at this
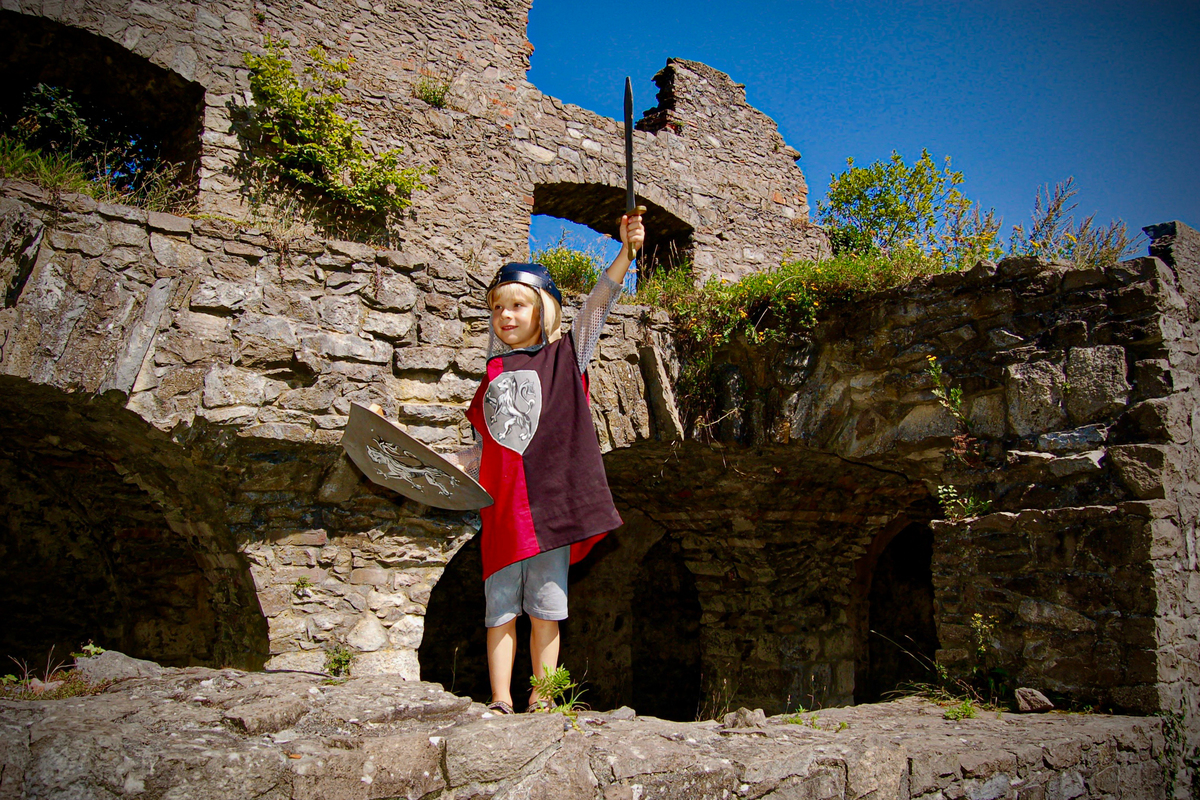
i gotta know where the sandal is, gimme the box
[486,700,514,715]
[525,698,556,713]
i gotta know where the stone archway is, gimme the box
[0,377,268,669]
[532,182,694,277]
[0,9,204,189]
[854,522,940,703]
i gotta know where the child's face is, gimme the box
[490,284,542,350]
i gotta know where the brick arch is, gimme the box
[532,181,695,276]
[0,9,205,187]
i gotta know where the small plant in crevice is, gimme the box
[412,71,451,109]
[0,645,111,701]
[71,641,106,659]
[696,673,739,722]
[323,643,354,680]
[943,698,977,721]
[874,615,1009,714]
[292,575,314,598]
[529,665,587,713]
[925,356,992,521]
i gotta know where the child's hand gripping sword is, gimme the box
[624,76,647,262]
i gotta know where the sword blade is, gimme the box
[624,77,635,213]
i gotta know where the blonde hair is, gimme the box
[488,282,562,343]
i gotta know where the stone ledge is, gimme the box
[0,659,1168,799]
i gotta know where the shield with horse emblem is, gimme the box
[342,403,493,510]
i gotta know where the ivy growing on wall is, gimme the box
[242,38,431,216]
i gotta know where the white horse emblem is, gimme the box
[366,439,461,497]
[485,370,542,454]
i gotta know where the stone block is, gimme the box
[191,276,260,312]
[363,272,418,311]
[147,210,193,234]
[317,294,362,333]
[346,614,389,652]
[1108,444,1169,499]
[327,239,376,263]
[150,233,204,271]
[1018,599,1095,632]
[896,403,957,442]
[359,734,445,798]
[1037,425,1106,454]
[1006,361,1068,437]
[301,331,391,364]
[363,309,415,340]
[1064,346,1130,424]
[350,567,390,586]
[444,715,565,786]
[418,315,465,346]
[223,695,308,734]
[386,614,424,650]
[353,649,421,679]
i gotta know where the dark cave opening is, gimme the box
[0,379,267,670]
[856,522,940,703]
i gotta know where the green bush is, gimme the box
[1010,177,1135,267]
[818,148,1002,269]
[532,234,603,294]
[243,38,431,215]
[640,250,938,428]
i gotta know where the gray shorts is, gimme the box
[484,547,570,627]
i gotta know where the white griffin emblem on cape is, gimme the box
[485,370,542,454]
[366,439,461,497]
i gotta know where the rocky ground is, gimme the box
[0,652,1167,799]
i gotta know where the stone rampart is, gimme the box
[1,0,826,281]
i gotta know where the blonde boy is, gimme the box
[453,213,644,714]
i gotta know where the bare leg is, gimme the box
[528,616,561,706]
[486,619,517,707]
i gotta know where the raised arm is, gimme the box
[572,213,645,371]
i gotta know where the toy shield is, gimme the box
[342,403,492,510]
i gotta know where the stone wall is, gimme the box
[1,0,827,282]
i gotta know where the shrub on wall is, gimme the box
[243,38,431,216]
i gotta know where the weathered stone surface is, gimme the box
[1065,345,1131,423]
[1109,444,1170,499]
[73,650,163,683]
[1006,360,1068,437]
[1015,687,1055,712]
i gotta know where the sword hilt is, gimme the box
[624,204,646,261]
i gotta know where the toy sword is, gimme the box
[624,76,647,261]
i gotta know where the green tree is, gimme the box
[818,149,1001,269]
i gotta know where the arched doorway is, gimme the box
[0,378,267,669]
[532,182,694,278]
[855,522,940,703]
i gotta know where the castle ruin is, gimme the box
[1,0,1197,796]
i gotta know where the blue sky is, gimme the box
[525,0,1200,265]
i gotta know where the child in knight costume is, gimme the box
[450,213,645,715]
